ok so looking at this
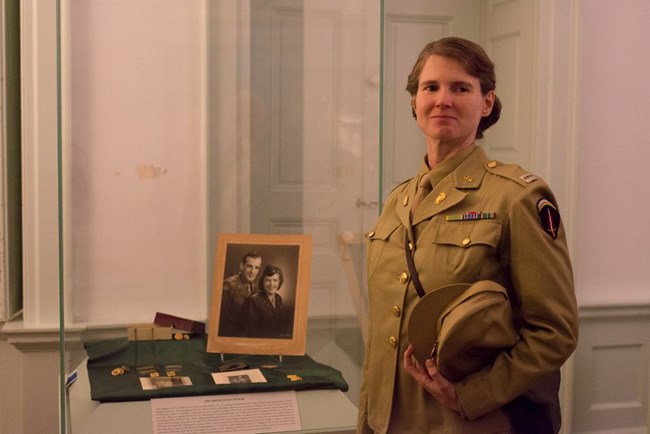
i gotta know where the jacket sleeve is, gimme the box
[455,182,579,420]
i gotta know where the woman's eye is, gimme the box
[423,84,438,92]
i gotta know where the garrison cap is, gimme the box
[407,280,517,382]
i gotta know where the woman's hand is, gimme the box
[403,344,460,412]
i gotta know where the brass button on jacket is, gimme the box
[399,272,409,284]
[392,306,401,317]
[388,336,397,348]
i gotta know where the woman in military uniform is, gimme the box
[357,37,578,433]
[242,265,293,339]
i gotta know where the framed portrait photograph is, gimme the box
[207,233,312,356]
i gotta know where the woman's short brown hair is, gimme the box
[406,37,502,139]
[258,264,284,290]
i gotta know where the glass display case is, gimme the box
[57,1,523,432]
[59,1,381,433]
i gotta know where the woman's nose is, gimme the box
[435,88,452,108]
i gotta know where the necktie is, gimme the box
[411,175,433,212]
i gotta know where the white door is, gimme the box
[249,0,380,323]
[381,0,538,195]
[381,0,481,199]
[480,0,537,169]
[248,0,537,320]
[249,1,380,405]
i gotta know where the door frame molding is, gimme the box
[534,0,580,255]
[535,2,580,431]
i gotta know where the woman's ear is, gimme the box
[482,90,496,117]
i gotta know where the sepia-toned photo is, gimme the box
[211,368,268,385]
[140,376,193,391]
[207,233,312,356]
[227,375,251,384]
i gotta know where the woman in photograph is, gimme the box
[357,37,578,433]
[242,264,293,339]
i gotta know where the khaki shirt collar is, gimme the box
[398,145,490,229]
[417,144,487,190]
[404,145,489,226]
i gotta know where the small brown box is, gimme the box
[152,326,172,340]
[127,323,172,341]
[154,312,206,335]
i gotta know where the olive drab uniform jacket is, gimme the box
[219,273,258,337]
[357,145,578,433]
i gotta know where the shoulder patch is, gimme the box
[537,198,561,239]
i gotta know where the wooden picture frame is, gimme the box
[207,233,312,356]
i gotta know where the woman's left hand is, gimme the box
[403,344,460,412]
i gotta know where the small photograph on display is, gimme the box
[140,376,193,390]
[227,375,252,384]
[212,368,268,385]
[207,233,312,356]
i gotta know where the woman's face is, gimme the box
[262,273,281,296]
[413,55,494,148]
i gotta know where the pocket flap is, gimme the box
[367,219,401,241]
[434,220,501,248]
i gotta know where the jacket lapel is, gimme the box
[411,148,488,226]
[395,181,416,242]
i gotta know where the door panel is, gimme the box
[250,0,379,321]
[480,0,537,168]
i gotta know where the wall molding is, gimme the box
[20,0,60,326]
[534,0,580,257]
[3,322,61,353]
[579,303,650,319]
[570,303,650,434]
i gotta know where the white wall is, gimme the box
[575,0,650,305]
[66,0,207,324]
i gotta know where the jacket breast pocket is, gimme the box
[366,219,401,281]
[432,220,502,279]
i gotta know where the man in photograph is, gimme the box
[218,252,263,337]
